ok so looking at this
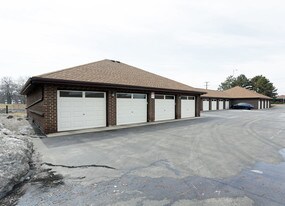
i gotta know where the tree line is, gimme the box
[0,77,28,104]
[218,74,278,98]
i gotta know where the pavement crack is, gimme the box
[41,162,116,170]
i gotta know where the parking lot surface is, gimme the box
[18,105,285,205]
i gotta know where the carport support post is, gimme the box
[5,105,8,114]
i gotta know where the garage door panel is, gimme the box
[155,97,175,121]
[211,100,217,110]
[203,100,209,111]
[117,93,147,125]
[218,100,224,110]
[225,101,230,109]
[181,96,195,118]
[58,90,106,132]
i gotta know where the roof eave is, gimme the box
[230,96,272,100]
[28,77,206,95]
[20,78,32,95]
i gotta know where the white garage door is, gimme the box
[203,99,209,111]
[264,101,267,109]
[218,100,224,110]
[155,94,175,121]
[57,90,106,132]
[181,96,195,118]
[117,93,147,125]
[211,99,217,111]
[225,100,230,109]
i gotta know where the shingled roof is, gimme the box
[224,86,271,99]
[200,89,231,98]
[22,59,204,94]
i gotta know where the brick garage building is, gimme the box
[21,60,205,134]
[200,86,271,111]
[200,89,231,111]
[224,86,272,109]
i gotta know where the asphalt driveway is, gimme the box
[17,105,285,205]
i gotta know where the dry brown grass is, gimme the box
[0,104,26,116]
[0,104,26,110]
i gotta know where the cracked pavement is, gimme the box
[41,162,116,170]
[14,105,285,205]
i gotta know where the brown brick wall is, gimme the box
[217,99,220,110]
[26,86,45,132]
[195,95,201,117]
[43,85,58,134]
[107,90,116,126]
[147,92,155,122]
[27,86,43,106]
[27,83,203,134]
[175,95,181,119]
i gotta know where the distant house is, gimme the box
[21,59,205,134]
[200,86,272,111]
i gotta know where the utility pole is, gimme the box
[205,81,209,89]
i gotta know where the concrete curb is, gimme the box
[47,117,203,138]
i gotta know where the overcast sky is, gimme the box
[0,0,284,94]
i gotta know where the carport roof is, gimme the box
[21,59,205,94]
[224,86,272,99]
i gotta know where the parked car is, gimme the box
[231,103,254,110]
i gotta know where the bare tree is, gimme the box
[14,77,28,104]
[0,77,15,104]
[0,76,28,104]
